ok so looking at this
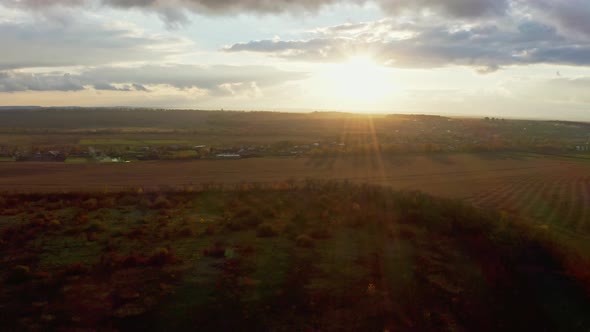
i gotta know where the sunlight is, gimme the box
[326,55,393,103]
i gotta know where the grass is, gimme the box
[0,184,589,331]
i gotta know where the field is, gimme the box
[1,109,590,331]
[0,153,584,193]
[1,184,590,331]
[2,152,589,232]
[469,172,590,233]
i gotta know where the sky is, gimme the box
[0,0,590,120]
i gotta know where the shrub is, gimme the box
[397,225,417,239]
[0,208,20,216]
[236,244,255,256]
[48,219,61,228]
[203,241,226,258]
[256,223,278,238]
[295,234,314,248]
[148,248,178,266]
[309,227,331,239]
[117,194,139,206]
[139,198,152,208]
[178,227,195,237]
[98,253,122,271]
[6,265,32,284]
[73,212,89,225]
[46,200,66,210]
[86,232,99,242]
[224,219,244,232]
[204,224,217,236]
[86,222,106,233]
[283,222,298,239]
[126,226,148,239]
[232,208,262,229]
[99,197,116,208]
[64,262,89,276]
[152,195,173,209]
[123,254,148,267]
[82,198,99,211]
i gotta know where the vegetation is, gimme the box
[0,109,588,162]
[1,182,589,331]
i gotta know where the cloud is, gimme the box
[0,71,85,92]
[218,81,262,98]
[379,0,509,18]
[0,0,513,20]
[521,0,590,39]
[79,64,308,90]
[0,16,190,70]
[0,64,307,94]
[225,18,590,71]
[2,0,588,37]
[93,82,137,91]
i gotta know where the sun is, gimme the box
[325,55,393,103]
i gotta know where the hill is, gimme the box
[1,183,589,331]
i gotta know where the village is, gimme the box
[1,115,589,163]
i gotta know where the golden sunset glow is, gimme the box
[325,56,393,103]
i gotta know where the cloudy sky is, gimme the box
[1,0,589,120]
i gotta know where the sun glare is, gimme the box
[325,55,393,103]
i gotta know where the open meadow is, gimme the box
[1,183,590,331]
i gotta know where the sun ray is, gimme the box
[323,55,393,105]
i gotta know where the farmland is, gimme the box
[1,151,589,235]
[469,171,590,233]
[0,152,585,194]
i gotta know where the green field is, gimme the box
[1,183,589,331]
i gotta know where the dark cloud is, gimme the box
[225,18,590,71]
[380,0,509,18]
[0,64,307,93]
[1,0,86,8]
[522,0,590,39]
[103,0,344,13]
[1,0,587,35]
[0,0,512,19]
